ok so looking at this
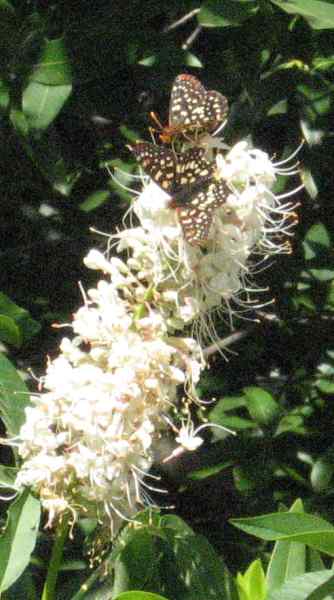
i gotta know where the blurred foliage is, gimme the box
[1,0,334,597]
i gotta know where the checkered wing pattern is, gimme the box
[130,142,228,245]
[169,74,228,133]
[175,179,230,245]
[130,142,214,193]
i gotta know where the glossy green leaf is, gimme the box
[0,316,21,347]
[0,353,30,437]
[271,0,334,29]
[231,512,334,555]
[267,571,334,600]
[237,559,267,600]
[114,593,170,600]
[244,387,280,426]
[23,81,72,130]
[0,490,40,593]
[266,500,306,592]
[198,0,258,27]
[30,37,72,85]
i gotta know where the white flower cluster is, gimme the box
[15,255,204,531]
[14,137,300,534]
[117,139,300,340]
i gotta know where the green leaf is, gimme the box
[311,459,334,492]
[198,0,258,27]
[300,168,318,199]
[266,500,307,592]
[114,593,171,600]
[231,512,334,556]
[22,81,72,130]
[0,490,41,593]
[244,387,280,426]
[79,190,111,212]
[303,223,331,259]
[316,379,334,394]
[0,293,40,344]
[4,568,37,600]
[271,0,334,29]
[0,353,30,437]
[9,108,29,137]
[0,466,18,490]
[189,461,233,480]
[112,512,234,599]
[237,559,267,600]
[112,530,159,596]
[0,316,21,347]
[171,534,233,599]
[267,571,334,600]
[30,37,73,86]
[276,414,305,436]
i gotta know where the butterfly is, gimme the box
[130,142,229,245]
[150,73,228,144]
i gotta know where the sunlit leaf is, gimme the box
[244,387,280,426]
[237,559,267,600]
[30,37,73,85]
[0,353,30,437]
[0,490,40,593]
[0,466,18,490]
[271,0,334,29]
[23,81,72,130]
[266,500,306,592]
[231,511,334,555]
[267,570,334,600]
[0,316,21,347]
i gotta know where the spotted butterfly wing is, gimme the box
[169,74,228,131]
[130,142,214,193]
[152,74,228,143]
[130,142,229,245]
[175,180,229,245]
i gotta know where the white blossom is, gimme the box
[13,131,299,536]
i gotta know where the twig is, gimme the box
[182,25,203,50]
[203,328,253,358]
[163,8,200,33]
[203,309,282,358]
